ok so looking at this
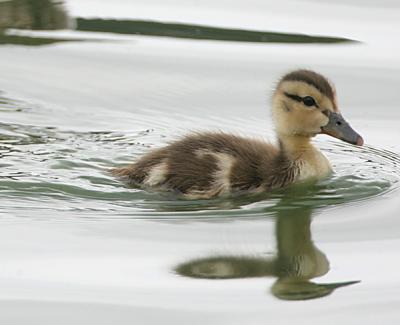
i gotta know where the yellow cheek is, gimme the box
[294,110,329,133]
[317,113,329,127]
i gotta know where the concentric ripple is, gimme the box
[0,119,399,220]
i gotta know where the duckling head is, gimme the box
[272,69,363,146]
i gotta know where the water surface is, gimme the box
[0,1,400,324]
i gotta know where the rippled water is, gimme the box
[1,1,400,324]
[1,95,399,220]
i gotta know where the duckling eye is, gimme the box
[303,96,316,107]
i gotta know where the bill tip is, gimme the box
[356,136,364,146]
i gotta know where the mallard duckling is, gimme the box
[113,69,363,199]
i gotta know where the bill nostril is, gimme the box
[336,121,342,126]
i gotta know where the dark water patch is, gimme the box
[76,18,356,44]
[0,0,70,30]
[0,180,137,200]
[0,122,57,145]
[0,33,79,46]
[0,94,32,113]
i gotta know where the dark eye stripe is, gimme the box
[284,92,319,108]
[284,92,302,102]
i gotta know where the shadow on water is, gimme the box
[176,192,360,301]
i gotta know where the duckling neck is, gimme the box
[278,135,315,159]
[278,134,332,181]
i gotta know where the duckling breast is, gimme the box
[296,149,332,182]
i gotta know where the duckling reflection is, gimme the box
[175,204,359,300]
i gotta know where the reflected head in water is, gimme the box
[175,203,359,301]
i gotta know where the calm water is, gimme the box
[1,1,400,324]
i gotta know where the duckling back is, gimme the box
[112,132,289,199]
